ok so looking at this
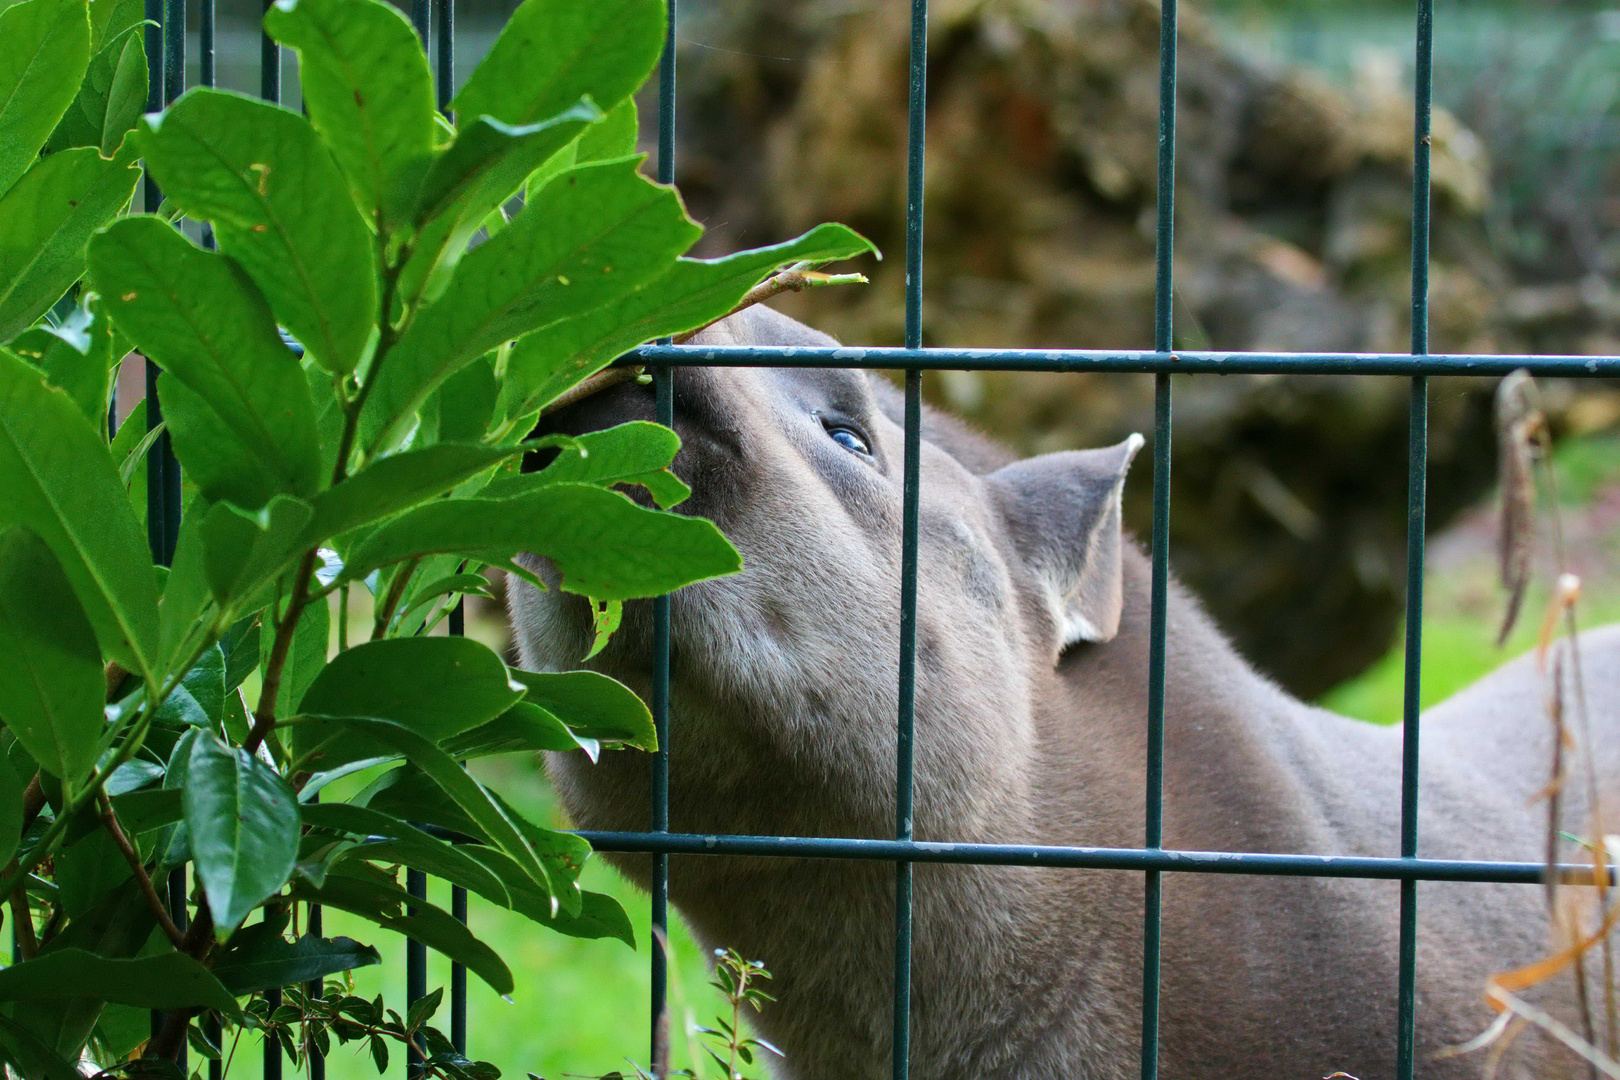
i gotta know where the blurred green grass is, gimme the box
[1321,430,1620,723]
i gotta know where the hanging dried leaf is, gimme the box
[1495,369,1543,646]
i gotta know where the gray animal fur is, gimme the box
[509,305,1620,1080]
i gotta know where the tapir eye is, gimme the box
[824,424,871,456]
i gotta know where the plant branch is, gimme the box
[98,790,185,950]
[245,547,320,757]
[371,556,422,641]
[145,902,216,1062]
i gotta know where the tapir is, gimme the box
[510,305,1620,1080]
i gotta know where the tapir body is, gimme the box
[510,306,1620,1079]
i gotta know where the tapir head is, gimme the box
[509,306,1142,844]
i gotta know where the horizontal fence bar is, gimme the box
[631,344,1620,377]
[574,831,1603,884]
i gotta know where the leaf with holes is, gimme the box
[135,88,378,373]
[184,731,301,935]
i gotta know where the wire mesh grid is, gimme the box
[129,0,1620,1077]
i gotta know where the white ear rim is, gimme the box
[1055,432,1143,649]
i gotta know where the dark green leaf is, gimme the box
[0,1011,89,1080]
[510,670,654,749]
[0,341,158,681]
[135,88,378,373]
[363,157,700,454]
[407,986,442,1030]
[89,216,323,508]
[107,786,181,833]
[0,947,242,1017]
[156,644,225,726]
[198,495,312,611]
[451,0,661,129]
[304,442,528,549]
[0,0,91,195]
[184,731,300,934]
[432,356,498,444]
[292,635,521,768]
[264,0,433,229]
[301,800,508,905]
[327,719,554,896]
[499,223,879,419]
[487,420,688,508]
[45,21,145,155]
[442,700,598,760]
[0,751,22,863]
[211,923,381,996]
[291,871,513,995]
[0,140,141,342]
[344,484,740,601]
[0,527,104,782]
[53,827,131,917]
[222,617,260,691]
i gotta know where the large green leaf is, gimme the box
[397,106,598,306]
[362,157,700,454]
[0,752,22,864]
[0,141,141,342]
[0,1012,84,1080]
[500,223,878,419]
[264,0,432,229]
[305,442,527,548]
[0,948,242,1017]
[271,588,329,717]
[136,88,378,373]
[303,801,509,906]
[210,923,381,996]
[343,483,740,601]
[509,668,656,750]
[44,20,145,156]
[462,856,631,945]
[0,0,91,196]
[291,636,523,768]
[290,871,513,995]
[90,216,323,508]
[0,528,104,782]
[183,731,301,935]
[0,353,158,676]
[451,0,661,129]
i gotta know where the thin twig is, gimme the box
[7,889,36,960]
[98,791,185,950]
[371,556,423,641]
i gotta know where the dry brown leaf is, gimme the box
[1495,369,1541,646]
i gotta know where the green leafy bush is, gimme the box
[0,0,875,1073]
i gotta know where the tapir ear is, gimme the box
[989,434,1145,653]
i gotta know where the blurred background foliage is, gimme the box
[122,0,1620,1075]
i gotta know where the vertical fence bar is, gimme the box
[650,3,676,1073]
[1396,0,1434,1076]
[1142,0,1178,1078]
[407,870,428,1076]
[435,0,453,114]
[410,0,429,60]
[892,2,928,1078]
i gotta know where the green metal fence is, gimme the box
[133,0,1620,1076]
